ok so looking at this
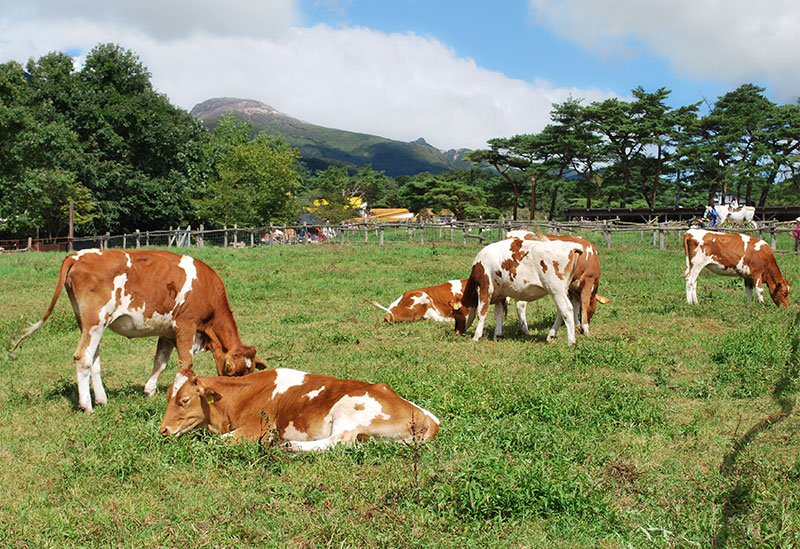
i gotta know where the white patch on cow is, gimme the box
[272,368,307,399]
[305,385,326,399]
[324,393,389,434]
[124,252,132,268]
[172,372,189,399]
[245,358,252,370]
[754,239,766,251]
[174,255,197,308]
[75,248,102,258]
[283,421,310,441]
[447,280,463,297]
[388,295,403,309]
[220,431,236,438]
[422,306,449,322]
[586,245,595,257]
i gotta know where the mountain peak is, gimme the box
[190,97,286,120]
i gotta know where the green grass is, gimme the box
[2,234,800,547]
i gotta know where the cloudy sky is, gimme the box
[1,0,797,150]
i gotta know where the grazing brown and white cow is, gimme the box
[365,279,468,324]
[684,229,790,307]
[12,249,266,412]
[506,230,609,338]
[159,367,440,452]
[455,238,584,344]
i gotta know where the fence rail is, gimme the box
[2,218,800,254]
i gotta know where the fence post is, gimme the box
[771,227,776,249]
[364,224,369,243]
[463,227,467,245]
[123,234,127,248]
[233,224,238,247]
[224,226,228,248]
[135,229,141,248]
[408,225,412,242]
[198,225,204,248]
[499,217,505,240]
[450,224,454,242]
[250,229,254,247]
[653,229,657,247]
[659,229,665,250]
[420,223,424,245]
[604,228,611,248]
[27,237,32,251]
[146,231,150,246]
[104,232,110,249]
[340,223,345,245]
[380,225,385,245]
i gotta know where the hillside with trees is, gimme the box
[1,43,798,239]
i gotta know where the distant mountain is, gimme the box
[190,98,471,177]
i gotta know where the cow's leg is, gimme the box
[752,278,765,303]
[551,292,577,345]
[90,352,107,406]
[145,337,175,396]
[73,326,104,412]
[547,311,564,342]
[516,301,530,336]
[172,326,197,370]
[493,300,507,340]
[471,279,492,341]
[685,264,704,304]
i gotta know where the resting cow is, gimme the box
[12,249,266,412]
[456,238,584,345]
[159,367,440,452]
[506,230,609,338]
[365,279,468,323]
[684,229,790,307]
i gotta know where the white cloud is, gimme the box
[529,0,800,102]
[0,1,617,150]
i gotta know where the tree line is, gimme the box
[1,44,798,239]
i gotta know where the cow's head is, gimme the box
[771,279,791,308]
[452,303,470,335]
[221,345,267,376]
[159,368,221,437]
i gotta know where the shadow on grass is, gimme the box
[712,312,800,547]
[44,380,150,410]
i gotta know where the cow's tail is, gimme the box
[363,298,395,321]
[564,245,584,281]
[682,231,692,278]
[11,254,76,351]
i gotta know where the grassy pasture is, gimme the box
[1,232,800,547]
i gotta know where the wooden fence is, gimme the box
[2,219,800,254]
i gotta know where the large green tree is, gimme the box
[196,114,301,226]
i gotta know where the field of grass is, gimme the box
[1,232,800,547]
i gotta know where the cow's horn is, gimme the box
[363,298,392,315]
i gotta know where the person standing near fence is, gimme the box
[794,217,800,253]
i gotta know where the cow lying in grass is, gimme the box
[159,368,440,452]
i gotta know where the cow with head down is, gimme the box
[455,237,585,345]
[684,229,790,306]
[506,230,609,338]
[12,249,266,412]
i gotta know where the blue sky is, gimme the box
[0,0,797,149]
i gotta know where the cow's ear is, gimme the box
[254,357,268,370]
[199,386,222,404]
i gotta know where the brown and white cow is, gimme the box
[455,238,584,344]
[12,249,266,412]
[506,230,609,338]
[684,229,790,307]
[365,279,468,324]
[159,367,440,452]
